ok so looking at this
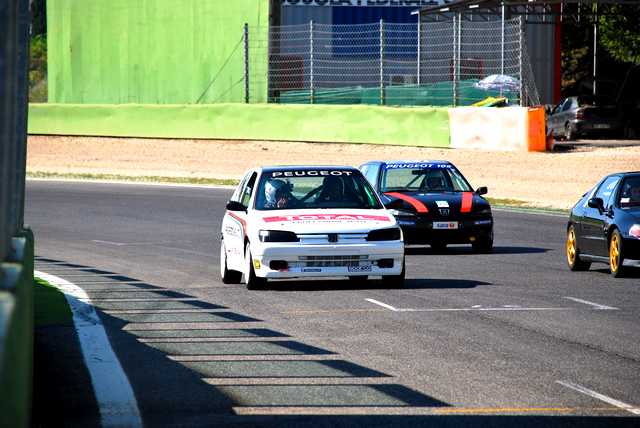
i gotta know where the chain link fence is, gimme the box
[243,17,539,107]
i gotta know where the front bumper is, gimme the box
[396,217,493,245]
[251,241,404,279]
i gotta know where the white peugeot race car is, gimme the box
[220,166,405,289]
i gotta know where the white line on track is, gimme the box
[365,298,398,311]
[35,271,143,428]
[563,297,618,310]
[557,380,640,415]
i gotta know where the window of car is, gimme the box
[362,164,379,188]
[594,176,621,209]
[254,169,382,211]
[618,176,640,208]
[240,172,257,208]
[231,172,251,203]
[380,163,472,193]
[561,99,573,112]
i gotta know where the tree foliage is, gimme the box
[598,5,640,66]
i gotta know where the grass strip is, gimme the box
[27,171,239,187]
[34,277,72,327]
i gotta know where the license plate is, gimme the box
[433,221,458,230]
[348,265,372,273]
[594,124,610,129]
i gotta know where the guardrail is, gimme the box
[0,0,33,427]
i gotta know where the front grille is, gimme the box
[296,255,368,268]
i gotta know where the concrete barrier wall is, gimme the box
[28,103,451,148]
[448,106,546,152]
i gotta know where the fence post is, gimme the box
[518,16,524,106]
[457,12,461,106]
[500,3,505,97]
[244,23,249,104]
[310,20,315,104]
[452,14,457,107]
[417,20,421,86]
[380,19,385,106]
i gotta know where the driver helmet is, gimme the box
[265,179,289,206]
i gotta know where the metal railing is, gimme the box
[241,17,540,107]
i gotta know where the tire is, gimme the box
[243,242,266,290]
[472,232,494,254]
[430,242,447,252]
[566,224,591,271]
[609,229,626,278]
[564,123,575,141]
[381,259,405,288]
[220,241,241,284]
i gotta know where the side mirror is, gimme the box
[226,200,247,212]
[587,197,604,212]
[475,186,488,196]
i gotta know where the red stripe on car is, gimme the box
[228,212,247,235]
[461,192,473,213]
[385,192,429,213]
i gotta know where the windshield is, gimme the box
[381,163,473,193]
[619,176,640,208]
[255,169,382,211]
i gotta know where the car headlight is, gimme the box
[388,209,416,217]
[367,227,402,241]
[630,225,640,239]
[258,230,299,243]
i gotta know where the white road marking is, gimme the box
[557,381,640,415]
[472,305,482,308]
[563,297,618,310]
[27,177,235,190]
[35,271,143,428]
[492,207,568,218]
[398,307,568,313]
[92,240,128,246]
[365,298,398,311]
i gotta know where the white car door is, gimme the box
[221,171,258,271]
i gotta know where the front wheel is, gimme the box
[243,242,267,290]
[220,241,241,284]
[566,225,590,271]
[609,229,626,278]
[381,260,405,288]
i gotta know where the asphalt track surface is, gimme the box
[27,181,640,427]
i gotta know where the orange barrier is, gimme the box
[527,107,547,152]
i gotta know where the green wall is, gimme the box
[47,0,269,104]
[28,103,451,148]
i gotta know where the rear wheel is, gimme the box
[381,260,405,288]
[243,242,266,290]
[564,123,576,141]
[566,224,591,271]
[220,241,241,284]
[472,232,494,253]
[609,229,626,278]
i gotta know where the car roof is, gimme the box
[260,165,358,173]
[363,160,453,166]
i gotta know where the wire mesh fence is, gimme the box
[245,17,540,107]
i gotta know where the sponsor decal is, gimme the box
[460,192,473,213]
[227,212,247,236]
[271,170,353,178]
[385,162,453,170]
[263,213,391,223]
[302,268,322,272]
[282,0,437,6]
[436,200,449,208]
[384,192,429,213]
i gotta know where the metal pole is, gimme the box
[452,14,457,107]
[593,4,597,97]
[456,13,462,106]
[244,23,249,104]
[500,2,505,97]
[518,16,524,106]
[417,20,421,86]
[380,19,385,105]
[310,20,315,104]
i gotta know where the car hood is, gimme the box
[257,209,396,234]
[381,191,490,216]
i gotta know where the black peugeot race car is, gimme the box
[566,172,640,277]
[359,161,493,252]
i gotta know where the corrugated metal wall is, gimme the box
[282,5,420,26]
